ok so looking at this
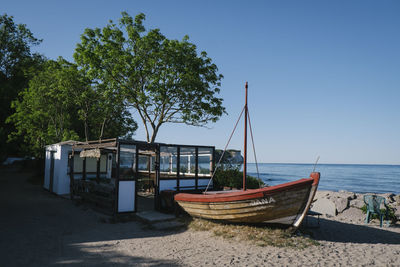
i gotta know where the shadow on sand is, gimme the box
[309,218,400,245]
[0,166,186,266]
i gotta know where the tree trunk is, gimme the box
[149,123,162,143]
[84,117,89,142]
[99,118,107,141]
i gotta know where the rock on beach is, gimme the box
[311,190,400,223]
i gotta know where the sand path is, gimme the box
[1,166,399,266]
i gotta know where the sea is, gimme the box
[246,163,400,194]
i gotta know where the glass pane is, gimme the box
[137,149,156,193]
[138,155,149,171]
[151,156,156,171]
[198,147,213,176]
[86,157,97,172]
[180,147,196,176]
[100,155,107,172]
[119,144,136,179]
[160,146,178,179]
[73,155,83,172]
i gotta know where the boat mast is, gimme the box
[243,82,248,191]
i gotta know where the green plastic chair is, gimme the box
[363,195,389,227]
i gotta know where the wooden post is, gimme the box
[148,155,151,191]
[135,145,139,213]
[177,146,180,191]
[49,151,55,193]
[243,82,248,191]
[155,146,160,210]
[69,151,75,200]
[114,142,121,216]
[96,157,100,184]
[212,147,215,176]
[195,147,198,190]
[82,156,86,181]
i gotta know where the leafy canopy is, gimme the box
[74,12,225,142]
[7,58,137,158]
[7,59,81,157]
[0,13,44,160]
[0,13,42,78]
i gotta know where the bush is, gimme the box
[213,169,264,190]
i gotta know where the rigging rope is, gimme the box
[247,109,261,185]
[204,106,245,193]
[312,156,320,172]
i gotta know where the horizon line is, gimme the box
[246,162,400,166]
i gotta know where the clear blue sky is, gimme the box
[3,0,400,164]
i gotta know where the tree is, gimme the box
[67,67,137,142]
[7,58,137,158]
[0,13,44,160]
[0,14,41,77]
[74,12,225,143]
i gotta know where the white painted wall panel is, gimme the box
[53,145,62,194]
[44,144,59,192]
[43,150,51,190]
[118,181,135,212]
[56,145,71,195]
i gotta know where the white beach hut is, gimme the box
[44,140,112,195]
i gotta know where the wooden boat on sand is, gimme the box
[174,82,320,227]
[174,172,320,227]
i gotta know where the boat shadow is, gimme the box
[308,218,400,245]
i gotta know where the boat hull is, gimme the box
[174,172,320,227]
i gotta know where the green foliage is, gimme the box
[213,169,264,190]
[74,12,225,143]
[0,13,42,78]
[7,58,137,158]
[215,149,243,171]
[7,59,82,157]
[0,13,44,160]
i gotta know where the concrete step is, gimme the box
[136,210,176,223]
[135,210,185,230]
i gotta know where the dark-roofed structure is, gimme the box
[45,138,215,215]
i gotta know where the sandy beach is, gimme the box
[1,166,399,267]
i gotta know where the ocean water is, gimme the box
[246,163,400,194]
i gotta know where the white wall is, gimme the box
[118,181,135,212]
[43,148,52,191]
[55,145,71,195]
[44,144,113,195]
[43,143,69,195]
[44,144,60,192]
